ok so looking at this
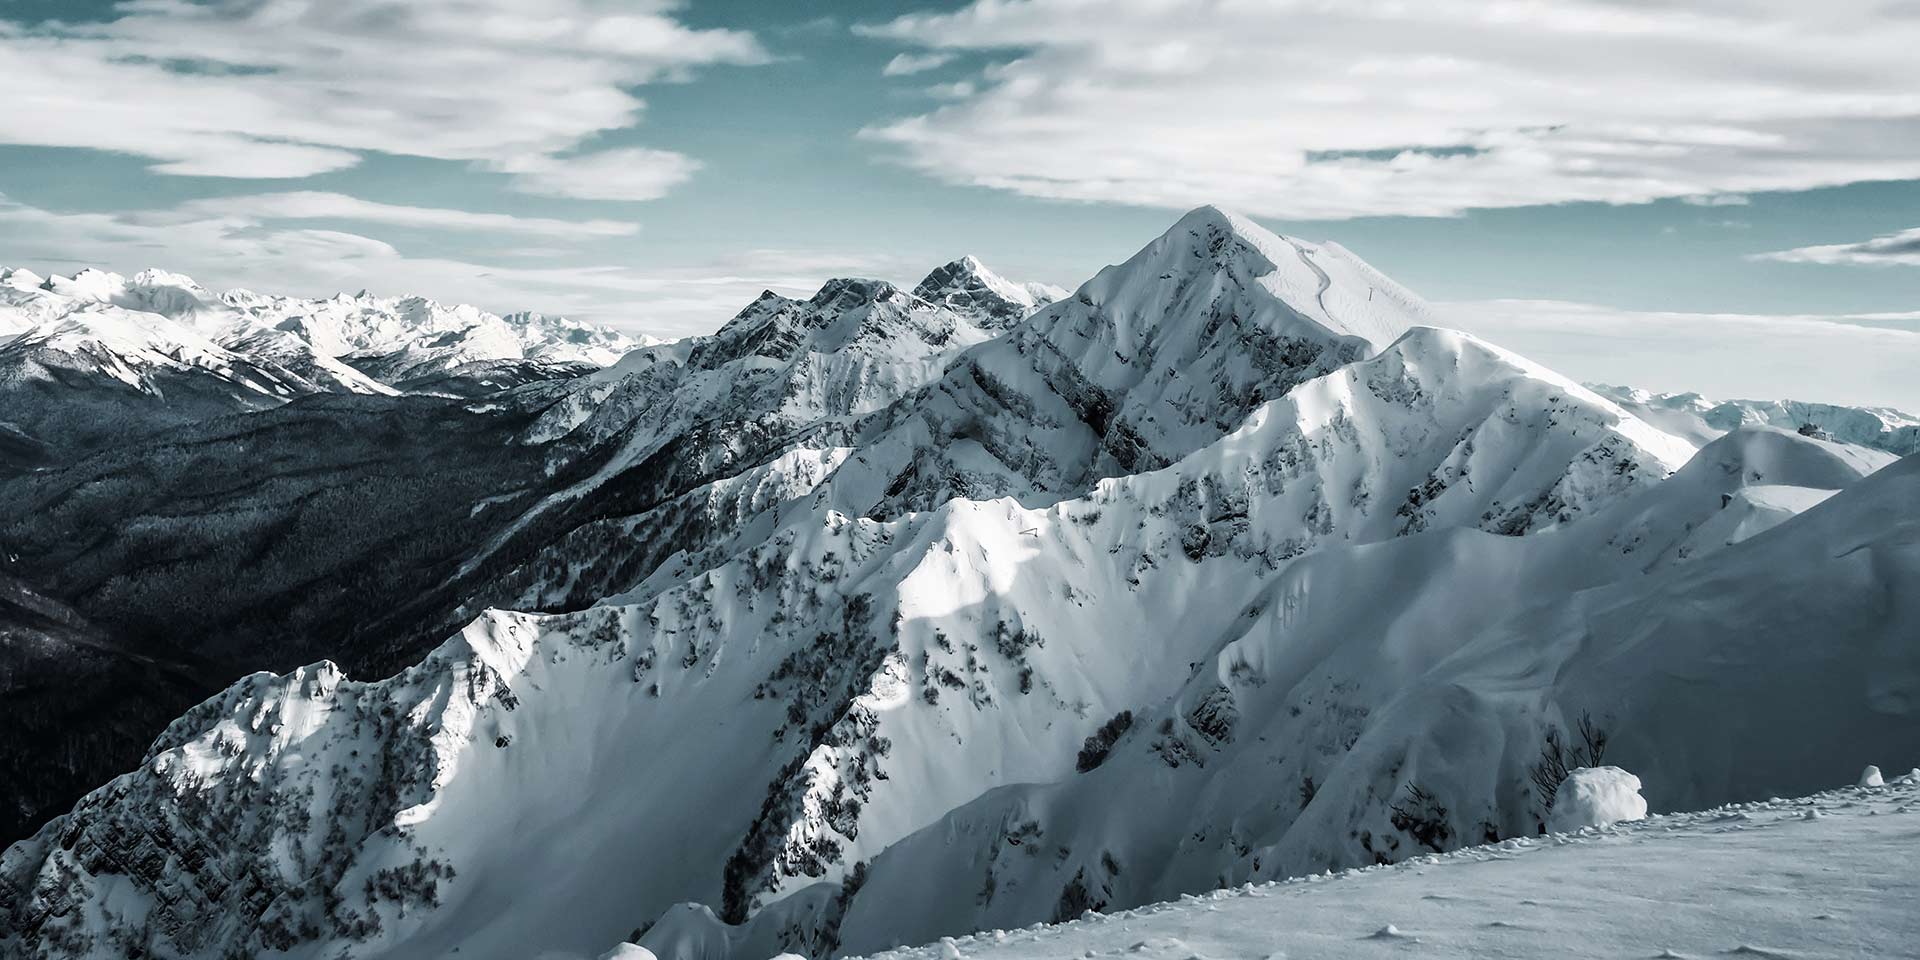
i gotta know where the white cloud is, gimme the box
[165,192,638,239]
[1752,227,1920,266]
[1681,194,1751,207]
[883,52,956,76]
[858,1,1920,219]
[1433,299,1920,412]
[0,1,764,189]
[0,194,911,338]
[487,149,702,202]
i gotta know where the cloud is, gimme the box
[857,1,1920,219]
[883,52,956,76]
[487,149,702,202]
[166,192,638,239]
[0,194,912,338]
[1752,227,1920,266]
[1680,194,1751,207]
[1433,298,1920,412]
[0,1,764,190]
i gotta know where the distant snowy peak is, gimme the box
[0,265,652,398]
[0,305,384,402]
[1591,383,1920,454]
[698,277,989,369]
[911,256,1062,330]
[546,275,999,449]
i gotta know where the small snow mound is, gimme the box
[769,954,809,960]
[939,938,964,960]
[1858,765,1884,787]
[1367,924,1417,941]
[598,946,659,960]
[1547,766,1649,832]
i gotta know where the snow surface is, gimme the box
[1545,766,1648,832]
[831,776,1920,960]
[2,208,1914,960]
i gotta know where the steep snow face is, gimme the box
[536,277,999,453]
[465,277,1010,611]
[473,212,1461,623]
[911,257,1061,331]
[1592,383,1920,455]
[807,436,1909,955]
[824,207,1439,520]
[0,320,1711,960]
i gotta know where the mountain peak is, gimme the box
[1170,203,1245,232]
[812,276,902,308]
[912,256,1055,330]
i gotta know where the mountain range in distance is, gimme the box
[1,207,1915,960]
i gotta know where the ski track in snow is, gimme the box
[852,778,1920,960]
[1284,239,1334,325]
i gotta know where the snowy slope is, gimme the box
[783,429,1908,957]
[7,209,1906,960]
[819,206,1441,523]
[1592,383,1920,455]
[479,262,1063,610]
[817,776,1920,960]
[0,339,1709,959]
[461,210,1444,620]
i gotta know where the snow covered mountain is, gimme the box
[2,208,1913,960]
[0,265,650,460]
[1591,382,1920,454]
[482,258,1076,613]
[912,257,1065,331]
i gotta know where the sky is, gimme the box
[1,0,1918,409]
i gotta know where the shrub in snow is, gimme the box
[1858,765,1884,787]
[1530,712,1609,816]
[1076,710,1134,772]
[1545,766,1647,833]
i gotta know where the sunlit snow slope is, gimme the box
[2,209,1912,960]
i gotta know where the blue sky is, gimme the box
[2,0,1918,407]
